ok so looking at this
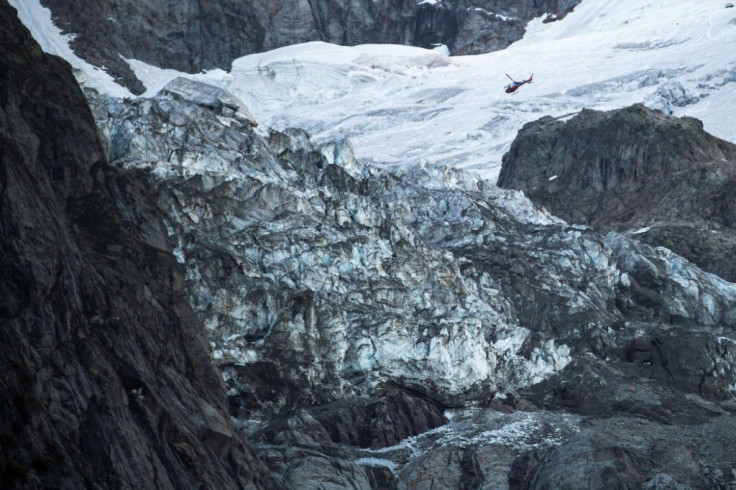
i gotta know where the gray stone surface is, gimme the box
[510,416,736,489]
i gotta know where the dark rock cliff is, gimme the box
[39,0,580,94]
[498,104,736,282]
[0,2,279,488]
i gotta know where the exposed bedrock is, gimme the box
[249,389,447,489]
[0,2,278,488]
[38,0,581,93]
[260,389,448,450]
[498,104,736,282]
[510,415,736,490]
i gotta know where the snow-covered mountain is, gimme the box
[219,0,736,181]
[11,0,736,180]
[9,0,580,94]
[5,0,736,488]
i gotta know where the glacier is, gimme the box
[8,0,736,486]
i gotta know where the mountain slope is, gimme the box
[87,77,736,487]
[0,2,278,487]
[12,1,736,181]
[184,0,736,181]
[7,0,736,487]
[18,0,579,94]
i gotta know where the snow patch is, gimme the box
[8,0,132,97]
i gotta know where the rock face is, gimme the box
[250,390,447,489]
[39,0,580,93]
[498,104,736,282]
[495,106,736,487]
[510,415,736,489]
[0,2,278,488]
[87,81,736,487]
[298,389,447,449]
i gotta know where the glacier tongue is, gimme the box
[85,77,736,488]
[88,84,582,411]
[89,81,736,410]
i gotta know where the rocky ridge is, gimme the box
[87,80,736,487]
[0,2,278,488]
[498,104,736,282]
[39,0,581,94]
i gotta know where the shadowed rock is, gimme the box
[306,389,447,449]
[0,1,278,487]
[510,416,736,489]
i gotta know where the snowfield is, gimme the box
[12,0,736,181]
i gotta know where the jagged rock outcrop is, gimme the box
[87,80,736,487]
[0,2,278,488]
[510,415,736,489]
[497,106,736,487]
[38,0,580,93]
[285,389,447,449]
[249,390,447,489]
[633,223,736,283]
[451,0,579,54]
[498,104,736,282]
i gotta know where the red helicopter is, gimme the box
[504,73,533,94]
